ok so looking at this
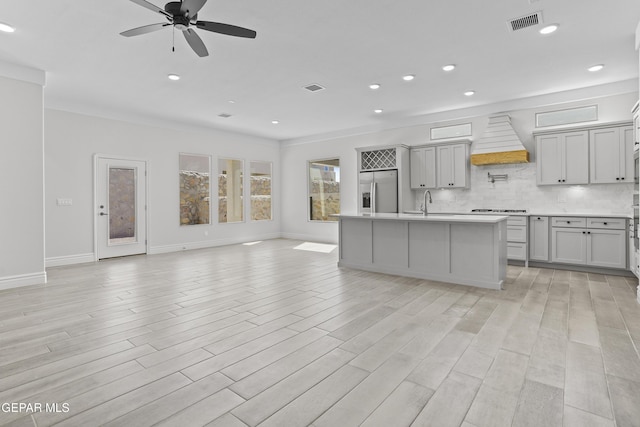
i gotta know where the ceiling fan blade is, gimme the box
[120,23,170,37]
[195,21,257,39]
[129,0,173,18]
[183,29,209,57]
[180,0,207,18]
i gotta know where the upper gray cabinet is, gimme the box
[410,140,470,189]
[589,125,634,183]
[410,146,436,189]
[536,130,589,185]
[535,122,633,186]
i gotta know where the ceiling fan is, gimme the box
[120,0,257,57]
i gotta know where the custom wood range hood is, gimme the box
[471,115,530,165]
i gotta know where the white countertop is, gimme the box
[424,211,632,219]
[337,213,508,223]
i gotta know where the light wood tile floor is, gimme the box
[1,239,639,426]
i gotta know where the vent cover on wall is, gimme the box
[303,83,325,92]
[507,11,543,31]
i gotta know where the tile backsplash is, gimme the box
[413,162,634,215]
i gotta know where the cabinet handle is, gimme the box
[582,231,586,234]
[588,231,591,234]
[567,221,571,224]
[616,177,620,180]
[558,179,561,183]
[621,177,625,180]
[537,217,541,220]
[604,222,608,225]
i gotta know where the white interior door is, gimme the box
[96,156,147,259]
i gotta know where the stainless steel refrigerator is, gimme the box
[359,170,398,214]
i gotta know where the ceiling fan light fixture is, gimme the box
[442,64,456,71]
[402,74,415,81]
[271,120,279,125]
[464,90,475,96]
[0,22,15,33]
[369,83,381,90]
[374,109,383,114]
[167,74,181,81]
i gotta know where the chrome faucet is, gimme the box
[422,190,432,215]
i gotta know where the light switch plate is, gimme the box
[57,198,73,206]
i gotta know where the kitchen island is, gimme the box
[337,213,508,290]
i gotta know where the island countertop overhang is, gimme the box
[334,213,508,224]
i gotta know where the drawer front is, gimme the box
[587,217,626,230]
[508,242,527,260]
[507,216,527,226]
[551,217,586,228]
[507,225,527,242]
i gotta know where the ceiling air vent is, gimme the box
[218,113,232,118]
[303,83,325,92]
[507,11,543,31]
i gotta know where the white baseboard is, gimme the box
[0,271,47,291]
[280,232,338,245]
[149,233,283,255]
[46,253,95,268]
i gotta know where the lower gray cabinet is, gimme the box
[551,216,627,269]
[552,227,587,265]
[587,229,626,269]
[529,216,549,261]
[506,216,527,261]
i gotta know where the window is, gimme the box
[250,161,272,221]
[179,153,211,225]
[218,158,244,223]
[308,158,340,222]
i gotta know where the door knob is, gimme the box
[99,212,109,216]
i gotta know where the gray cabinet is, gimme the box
[587,228,627,269]
[506,216,527,261]
[536,131,589,185]
[409,141,470,189]
[410,147,436,189]
[436,143,469,188]
[529,216,549,262]
[552,227,587,264]
[589,126,634,183]
[551,216,627,269]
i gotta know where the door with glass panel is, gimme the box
[96,157,147,259]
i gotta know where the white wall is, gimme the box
[281,90,638,243]
[44,109,281,265]
[0,73,46,289]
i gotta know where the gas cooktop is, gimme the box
[471,209,528,213]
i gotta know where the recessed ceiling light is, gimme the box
[271,120,279,124]
[167,74,180,81]
[588,64,604,72]
[442,64,456,72]
[539,24,559,35]
[464,91,475,96]
[402,74,415,81]
[0,22,15,33]
[374,109,383,114]
[369,83,381,90]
